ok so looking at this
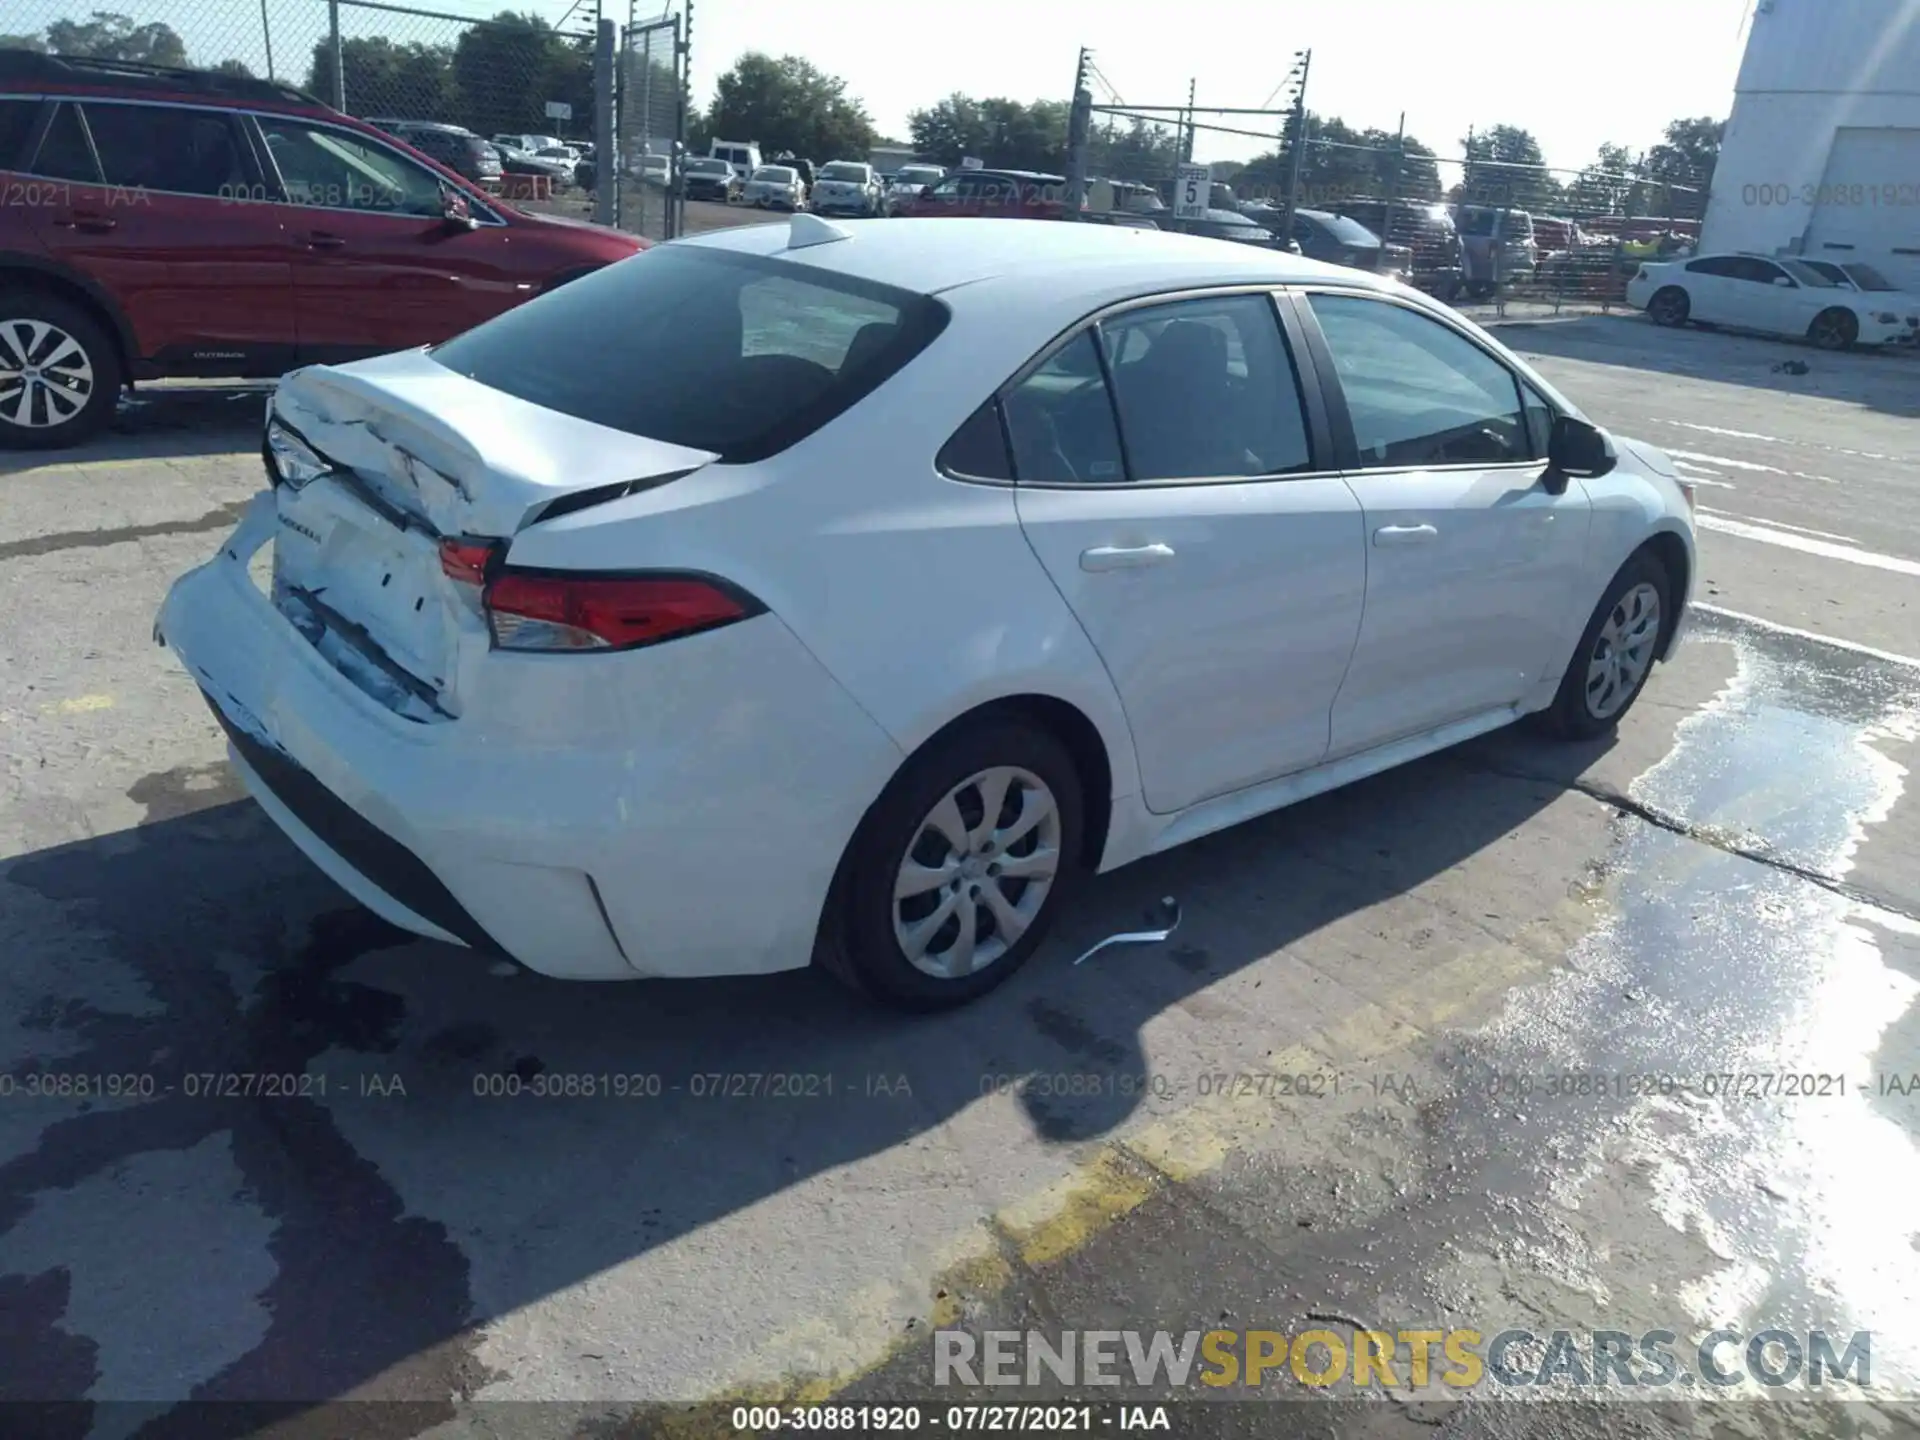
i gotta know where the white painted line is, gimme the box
[1696,507,1857,544]
[1652,418,1903,464]
[1692,603,1920,672]
[1666,448,1787,475]
[1696,514,1920,576]
[1672,463,1738,489]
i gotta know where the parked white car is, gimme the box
[742,164,805,210]
[157,217,1696,1008]
[629,153,670,186]
[1795,258,1920,342]
[888,163,946,213]
[812,160,883,217]
[1627,252,1919,350]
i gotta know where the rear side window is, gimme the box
[28,102,98,182]
[83,103,246,197]
[0,99,40,169]
[430,246,949,463]
[939,400,1013,480]
[1001,331,1125,483]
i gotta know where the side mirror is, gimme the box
[440,187,477,230]
[1545,414,1615,491]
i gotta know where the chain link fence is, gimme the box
[614,10,681,239]
[1,0,694,226]
[1069,61,1713,317]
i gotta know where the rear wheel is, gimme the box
[0,293,121,450]
[819,718,1084,1010]
[1538,551,1671,741]
[1808,307,1858,351]
[1647,286,1690,327]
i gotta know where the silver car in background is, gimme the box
[743,164,806,210]
[812,161,883,217]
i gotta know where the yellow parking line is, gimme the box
[51,694,116,714]
[678,920,1593,1413]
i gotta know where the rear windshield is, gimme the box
[754,166,795,181]
[898,167,943,184]
[1317,213,1380,245]
[820,163,867,181]
[429,246,950,464]
[688,159,730,174]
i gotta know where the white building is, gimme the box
[1701,0,1920,288]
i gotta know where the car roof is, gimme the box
[681,216,1385,297]
[0,48,326,111]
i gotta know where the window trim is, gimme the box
[24,98,105,185]
[23,96,270,200]
[937,283,1345,491]
[1288,284,1557,477]
[241,110,506,225]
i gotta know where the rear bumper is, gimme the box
[158,493,903,981]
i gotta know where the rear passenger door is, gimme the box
[1004,290,1367,815]
[1677,256,1740,322]
[1295,289,1591,756]
[20,98,301,373]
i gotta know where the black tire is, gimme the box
[1537,550,1673,741]
[1808,307,1858,351]
[0,290,122,450]
[1647,286,1690,327]
[819,717,1085,1011]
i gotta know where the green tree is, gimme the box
[1459,123,1561,212]
[1229,112,1443,207]
[1089,115,1178,183]
[1642,115,1722,217]
[44,11,187,65]
[448,13,584,138]
[0,33,50,53]
[707,52,874,163]
[1567,141,1637,216]
[212,58,254,77]
[908,94,988,166]
[308,36,458,119]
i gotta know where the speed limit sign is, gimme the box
[1173,162,1209,219]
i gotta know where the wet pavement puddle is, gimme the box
[1432,610,1920,1394]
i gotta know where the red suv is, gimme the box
[0,52,647,449]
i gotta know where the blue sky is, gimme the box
[8,0,1757,171]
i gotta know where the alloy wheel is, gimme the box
[891,765,1063,980]
[0,318,95,431]
[1586,582,1662,721]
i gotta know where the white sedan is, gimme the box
[742,164,805,210]
[1627,251,1919,349]
[158,216,1696,1009]
[811,160,884,217]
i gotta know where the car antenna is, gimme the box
[786,213,853,250]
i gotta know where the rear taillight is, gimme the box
[439,537,499,586]
[482,571,762,652]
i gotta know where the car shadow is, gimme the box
[0,384,270,478]
[0,722,1619,1435]
[1491,314,1920,420]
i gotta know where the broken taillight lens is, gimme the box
[482,571,763,652]
[439,537,500,586]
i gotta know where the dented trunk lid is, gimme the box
[265,350,718,719]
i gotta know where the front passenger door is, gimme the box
[248,115,519,359]
[1299,290,1592,757]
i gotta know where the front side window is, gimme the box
[256,117,445,216]
[1098,294,1313,480]
[1308,292,1528,469]
[82,103,246,197]
[430,246,949,463]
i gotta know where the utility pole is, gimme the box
[1183,76,1196,163]
[1281,49,1311,236]
[327,0,345,109]
[671,0,692,239]
[1065,47,1093,219]
[1382,110,1405,227]
[259,0,275,79]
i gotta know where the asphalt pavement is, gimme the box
[0,317,1916,1440]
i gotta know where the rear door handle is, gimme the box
[306,232,347,251]
[52,210,117,234]
[1080,543,1175,572]
[1373,523,1438,546]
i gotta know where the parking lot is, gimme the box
[2,313,1918,1440]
